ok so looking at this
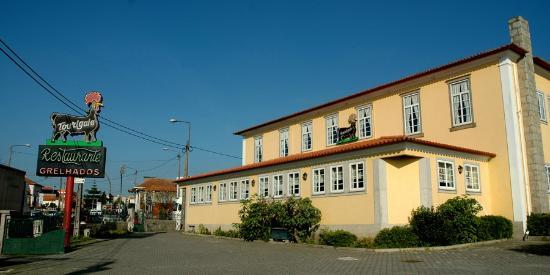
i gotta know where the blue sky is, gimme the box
[1,0,549,194]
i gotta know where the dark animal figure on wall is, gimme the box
[50,92,103,142]
[338,114,357,142]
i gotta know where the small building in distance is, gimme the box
[130,178,176,219]
[25,177,43,209]
[0,164,26,213]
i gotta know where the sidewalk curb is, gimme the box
[180,232,510,252]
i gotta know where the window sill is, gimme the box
[466,190,482,195]
[349,188,366,192]
[405,132,424,138]
[312,190,367,198]
[449,122,476,132]
[438,188,457,194]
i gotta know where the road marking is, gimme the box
[337,256,358,261]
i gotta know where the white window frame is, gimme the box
[437,160,456,190]
[357,105,373,139]
[240,179,250,200]
[279,128,289,157]
[219,182,227,202]
[229,181,238,201]
[464,164,481,192]
[403,92,421,135]
[330,165,344,193]
[349,161,365,191]
[301,121,312,152]
[312,168,325,195]
[190,187,197,204]
[259,176,269,197]
[326,114,339,146]
[272,175,284,198]
[450,79,473,126]
[254,136,263,163]
[205,184,212,202]
[537,91,547,122]
[287,172,300,196]
[545,165,550,193]
[198,186,204,203]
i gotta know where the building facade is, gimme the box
[177,17,550,237]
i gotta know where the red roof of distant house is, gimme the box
[42,194,58,202]
[234,44,531,136]
[42,186,55,191]
[134,178,176,192]
[25,177,42,186]
[177,136,495,183]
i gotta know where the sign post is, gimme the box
[36,91,106,250]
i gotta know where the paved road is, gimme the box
[1,232,550,274]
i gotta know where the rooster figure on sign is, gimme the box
[50,92,104,142]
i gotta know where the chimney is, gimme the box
[508,16,549,213]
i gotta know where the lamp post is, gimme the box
[7,143,31,166]
[162,147,182,179]
[169,118,191,178]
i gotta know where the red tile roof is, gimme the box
[42,194,58,202]
[234,44,528,136]
[534,57,550,72]
[177,136,495,183]
[134,178,176,192]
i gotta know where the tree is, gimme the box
[84,183,103,210]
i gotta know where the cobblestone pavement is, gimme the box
[1,232,550,274]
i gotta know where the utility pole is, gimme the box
[120,165,126,196]
[73,178,84,237]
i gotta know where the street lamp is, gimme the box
[7,143,31,167]
[162,147,182,179]
[169,118,191,178]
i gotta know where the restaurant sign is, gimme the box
[36,144,106,178]
[36,91,107,178]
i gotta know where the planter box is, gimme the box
[271,227,290,241]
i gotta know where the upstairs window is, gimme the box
[313,168,325,194]
[326,115,339,146]
[450,79,473,126]
[330,165,344,192]
[254,136,263,163]
[438,160,455,190]
[288,172,300,196]
[357,105,372,139]
[537,91,547,122]
[229,181,238,201]
[259,176,269,197]
[219,183,227,202]
[350,162,365,191]
[272,175,284,198]
[191,187,197,204]
[464,164,481,192]
[198,186,204,203]
[403,92,421,135]
[279,128,289,157]
[301,122,312,151]
[240,180,250,200]
[545,165,550,192]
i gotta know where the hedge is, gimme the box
[477,215,513,240]
[527,213,550,236]
[318,229,357,247]
[374,226,419,248]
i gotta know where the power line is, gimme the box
[0,38,242,159]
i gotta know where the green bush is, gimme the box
[374,226,419,248]
[213,226,240,238]
[527,213,550,236]
[197,224,211,235]
[353,237,375,248]
[477,215,513,240]
[409,206,446,246]
[237,196,321,242]
[437,195,483,245]
[319,229,357,247]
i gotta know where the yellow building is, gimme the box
[177,17,550,237]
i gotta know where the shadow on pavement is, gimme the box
[65,260,115,275]
[0,256,68,271]
[510,242,550,256]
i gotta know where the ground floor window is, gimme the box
[229,181,238,201]
[464,164,480,192]
[313,168,325,194]
[205,184,212,202]
[219,183,227,201]
[198,186,204,203]
[330,165,344,192]
[259,176,269,197]
[349,162,365,191]
[545,165,550,192]
[438,160,455,190]
[288,172,300,196]
[191,187,197,203]
[240,180,250,200]
[273,175,284,197]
